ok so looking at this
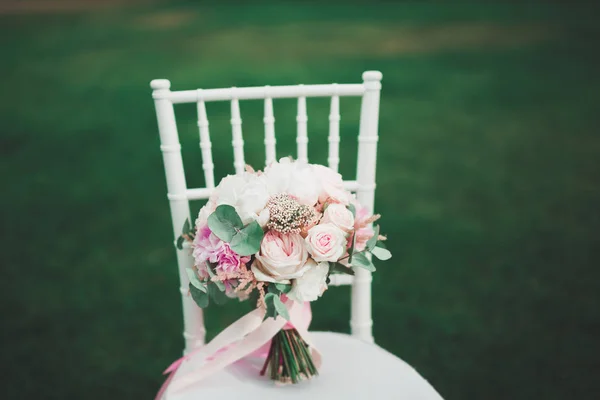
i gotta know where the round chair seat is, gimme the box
[165,331,443,400]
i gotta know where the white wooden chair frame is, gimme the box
[151,71,444,400]
[151,71,382,353]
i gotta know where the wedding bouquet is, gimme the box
[176,158,391,385]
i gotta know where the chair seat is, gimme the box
[165,331,443,400]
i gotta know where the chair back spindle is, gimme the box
[296,93,308,163]
[196,91,215,189]
[263,91,276,165]
[230,90,245,174]
[328,88,341,172]
[151,72,382,352]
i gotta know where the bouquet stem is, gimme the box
[260,328,318,384]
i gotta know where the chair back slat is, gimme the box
[328,91,341,172]
[296,94,308,163]
[196,91,215,189]
[263,92,276,166]
[230,90,245,174]
[151,72,382,350]
[159,83,365,104]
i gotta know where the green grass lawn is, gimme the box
[1,1,599,399]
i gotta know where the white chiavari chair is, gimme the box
[151,71,443,399]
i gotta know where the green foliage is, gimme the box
[366,225,380,251]
[351,252,376,272]
[264,293,290,321]
[176,219,194,250]
[176,235,185,250]
[329,262,355,276]
[347,203,356,217]
[205,263,225,291]
[189,283,209,308]
[207,282,228,305]
[348,230,357,263]
[185,267,206,291]
[371,246,392,260]
[182,219,191,236]
[207,205,264,256]
[208,205,243,242]
[274,282,293,294]
[229,220,264,256]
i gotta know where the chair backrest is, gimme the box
[151,71,382,353]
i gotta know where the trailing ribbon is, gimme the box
[155,300,320,400]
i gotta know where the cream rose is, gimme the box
[321,203,354,233]
[252,231,309,283]
[305,223,347,262]
[288,259,329,302]
[312,164,351,205]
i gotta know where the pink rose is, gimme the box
[192,225,224,266]
[216,244,250,274]
[312,164,351,205]
[252,231,309,283]
[321,203,354,233]
[305,223,346,262]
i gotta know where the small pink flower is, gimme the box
[192,225,224,266]
[353,204,375,252]
[216,244,250,273]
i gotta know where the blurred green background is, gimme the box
[2,1,599,399]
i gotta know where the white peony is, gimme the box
[195,199,217,228]
[288,259,329,302]
[214,172,270,225]
[264,158,321,206]
[305,223,347,262]
[321,203,354,233]
[312,164,351,205]
[252,231,310,283]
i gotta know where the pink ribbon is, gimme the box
[155,300,320,400]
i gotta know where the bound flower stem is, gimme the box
[260,329,318,384]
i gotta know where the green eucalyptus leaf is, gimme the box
[176,235,185,250]
[371,246,392,261]
[186,267,207,291]
[375,240,387,249]
[208,205,243,242]
[268,284,281,296]
[182,219,191,234]
[351,252,376,272]
[263,293,277,320]
[329,262,355,276]
[205,263,225,291]
[347,203,356,217]
[348,231,357,263]
[230,220,264,256]
[189,283,209,308]
[272,295,290,321]
[366,225,380,252]
[274,282,292,293]
[263,293,289,321]
[208,282,228,305]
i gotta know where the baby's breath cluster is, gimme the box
[266,194,315,234]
